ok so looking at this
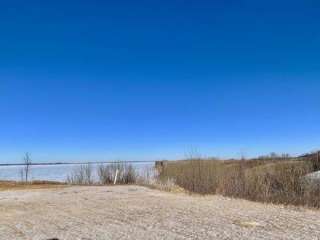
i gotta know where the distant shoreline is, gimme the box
[0,161,156,167]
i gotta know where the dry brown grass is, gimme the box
[0,180,66,191]
[158,155,320,208]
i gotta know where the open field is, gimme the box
[1,185,320,240]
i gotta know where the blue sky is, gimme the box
[1,1,320,163]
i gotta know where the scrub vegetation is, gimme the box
[66,162,137,185]
[6,151,320,208]
[157,152,320,208]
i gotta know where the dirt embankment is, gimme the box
[0,185,320,240]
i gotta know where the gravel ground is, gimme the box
[0,185,320,240]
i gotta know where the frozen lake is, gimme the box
[0,162,154,182]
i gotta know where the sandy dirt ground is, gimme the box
[0,185,320,240]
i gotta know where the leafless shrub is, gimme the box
[67,164,93,185]
[97,162,137,185]
[124,164,136,183]
[136,165,157,185]
[136,166,184,192]
[97,164,112,184]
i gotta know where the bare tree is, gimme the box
[21,152,32,182]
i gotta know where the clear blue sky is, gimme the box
[1,1,320,163]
